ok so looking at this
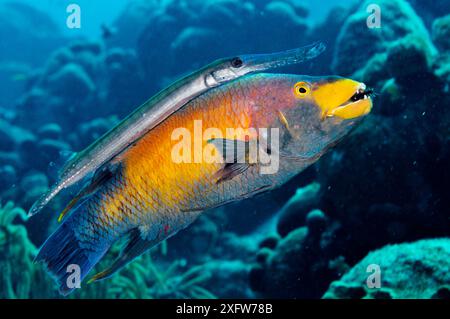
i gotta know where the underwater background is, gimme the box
[0,0,449,299]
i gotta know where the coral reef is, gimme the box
[0,201,217,299]
[133,0,310,84]
[409,0,450,29]
[0,2,66,106]
[248,184,344,298]
[0,0,449,299]
[323,239,450,299]
[249,88,450,299]
[0,202,56,298]
[332,0,436,78]
[276,183,321,237]
[432,15,450,52]
[73,253,216,299]
[314,0,450,266]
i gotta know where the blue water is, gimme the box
[0,0,449,299]
[5,0,355,38]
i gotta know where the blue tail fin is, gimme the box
[35,218,109,296]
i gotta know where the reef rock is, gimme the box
[0,165,16,192]
[0,2,65,67]
[37,123,62,140]
[0,118,35,151]
[202,259,255,298]
[135,0,309,86]
[324,238,450,299]
[250,210,341,298]
[409,0,450,29]
[19,171,49,208]
[276,183,321,237]
[46,63,95,99]
[432,15,450,52]
[332,0,435,77]
[103,48,147,117]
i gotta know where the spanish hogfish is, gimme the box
[36,73,372,295]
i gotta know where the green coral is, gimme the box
[0,201,56,298]
[323,238,450,299]
[0,201,215,299]
[119,256,216,299]
[72,243,216,299]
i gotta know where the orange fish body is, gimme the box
[36,73,372,294]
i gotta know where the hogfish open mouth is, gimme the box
[349,84,374,102]
[327,83,373,120]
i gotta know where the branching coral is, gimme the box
[0,201,55,298]
[145,259,216,299]
[0,201,216,299]
[72,244,215,299]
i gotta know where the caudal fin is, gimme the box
[35,218,109,296]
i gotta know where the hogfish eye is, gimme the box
[294,81,310,98]
[231,57,243,68]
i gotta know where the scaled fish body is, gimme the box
[36,73,372,295]
[28,43,326,217]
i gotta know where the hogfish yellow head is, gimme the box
[309,76,373,120]
[250,74,373,159]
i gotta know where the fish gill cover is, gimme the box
[0,0,449,299]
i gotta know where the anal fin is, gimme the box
[88,228,157,283]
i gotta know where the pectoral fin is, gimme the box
[214,162,250,183]
[207,138,260,184]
